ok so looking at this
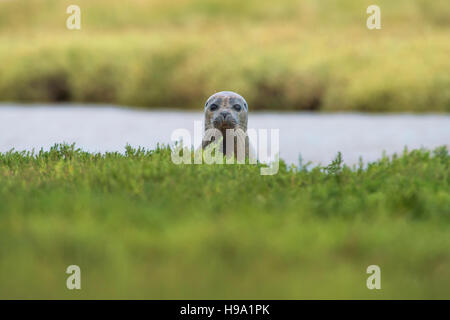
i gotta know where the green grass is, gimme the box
[0,144,449,299]
[0,0,449,111]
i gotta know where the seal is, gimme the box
[202,91,254,162]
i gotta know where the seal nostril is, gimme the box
[220,111,229,118]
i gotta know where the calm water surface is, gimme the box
[0,104,449,166]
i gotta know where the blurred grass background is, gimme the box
[1,1,449,300]
[0,0,449,111]
[0,144,449,299]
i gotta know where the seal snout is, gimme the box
[213,111,237,130]
[220,111,230,118]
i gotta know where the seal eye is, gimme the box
[210,104,218,111]
[233,104,242,112]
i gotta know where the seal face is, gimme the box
[202,91,252,161]
[204,91,248,133]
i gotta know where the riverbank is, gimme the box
[1,30,449,112]
[0,0,449,112]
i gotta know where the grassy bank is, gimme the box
[0,0,449,111]
[0,144,449,299]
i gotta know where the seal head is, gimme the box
[204,91,248,133]
[202,91,252,162]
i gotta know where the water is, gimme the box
[0,104,449,166]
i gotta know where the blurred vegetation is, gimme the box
[0,144,449,298]
[0,0,449,111]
